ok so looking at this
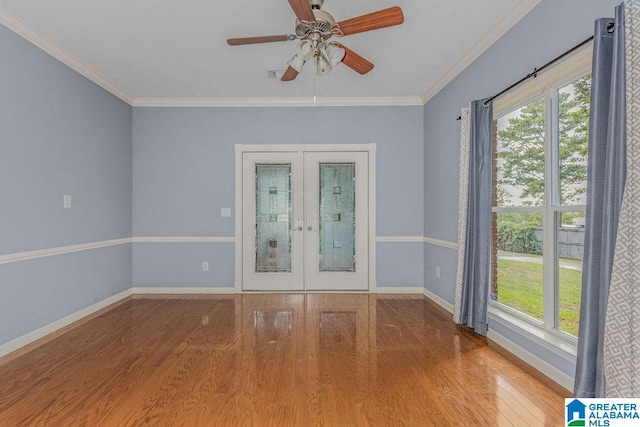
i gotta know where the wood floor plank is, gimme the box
[0,294,567,425]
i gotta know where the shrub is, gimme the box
[496,221,542,254]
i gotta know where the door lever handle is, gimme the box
[307,226,314,232]
[297,226,303,231]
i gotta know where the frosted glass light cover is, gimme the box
[318,163,356,272]
[255,164,292,272]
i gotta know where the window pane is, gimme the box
[496,96,546,207]
[558,75,590,205]
[493,212,544,322]
[557,211,584,336]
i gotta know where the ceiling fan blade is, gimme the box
[287,0,316,22]
[337,44,374,75]
[281,66,299,81]
[336,6,404,36]
[227,35,291,46]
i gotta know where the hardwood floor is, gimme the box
[0,294,568,426]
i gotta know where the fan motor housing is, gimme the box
[295,9,335,38]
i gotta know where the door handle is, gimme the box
[307,226,315,232]
[297,226,303,231]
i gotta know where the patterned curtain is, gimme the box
[604,0,640,397]
[454,107,470,325]
[574,5,627,398]
[454,100,493,335]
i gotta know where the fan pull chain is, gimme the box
[313,56,317,103]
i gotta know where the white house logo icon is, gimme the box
[566,399,587,426]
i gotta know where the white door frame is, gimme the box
[234,144,377,292]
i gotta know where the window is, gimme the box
[491,53,591,340]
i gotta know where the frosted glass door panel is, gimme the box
[255,164,292,272]
[305,152,368,291]
[242,152,303,291]
[242,150,368,291]
[319,163,356,272]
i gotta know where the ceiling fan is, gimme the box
[226,0,404,81]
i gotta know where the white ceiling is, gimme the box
[0,0,538,105]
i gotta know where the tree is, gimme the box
[497,75,591,206]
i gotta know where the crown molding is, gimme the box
[0,10,418,109]
[420,0,541,105]
[132,97,424,108]
[0,7,135,105]
[1,0,539,109]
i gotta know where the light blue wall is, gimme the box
[423,244,458,301]
[0,0,619,382]
[133,243,234,287]
[132,106,424,287]
[0,246,131,344]
[0,25,132,346]
[376,242,424,287]
[422,0,621,377]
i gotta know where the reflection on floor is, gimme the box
[0,294,567,425]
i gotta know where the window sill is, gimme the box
[488,304,577,363]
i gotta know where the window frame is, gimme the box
[490,45,592,346]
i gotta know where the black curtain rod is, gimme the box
[456,22,614,120]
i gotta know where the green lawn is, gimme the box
[496,259,582,336]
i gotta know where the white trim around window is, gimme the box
[490,42,593,353]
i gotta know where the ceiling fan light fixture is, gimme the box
[316,55,332,75]
[227,2,405,82]
[324,42,345,66]
[287,54,306,72]
[296,40,315,61]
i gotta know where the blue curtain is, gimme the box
[574,4,626,398]
[457,99,493,335]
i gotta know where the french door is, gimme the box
[241,150,368,291]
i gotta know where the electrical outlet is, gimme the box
[202,261,209,272]
[267,70,285,79]
[435,266,441,278]
[64,195,72,209]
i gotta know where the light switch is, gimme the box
[64,195,72,209]
[221,208,231,217]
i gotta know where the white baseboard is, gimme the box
[132,287,236,295]
[422,288,454,313]
[375,286,424,294]
[488,329,574,392]
[1,283,573,395]
[0,288,133,358]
